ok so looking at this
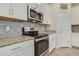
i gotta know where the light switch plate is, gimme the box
[6,26,10,32]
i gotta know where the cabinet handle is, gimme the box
[9,8,13,15]
[9,8,11,15]
[12,9,14,15]
[11,47,21,51]
[10,9,13,15]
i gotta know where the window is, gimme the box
[60,4,68,9]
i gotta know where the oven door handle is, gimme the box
[35,37,49,42]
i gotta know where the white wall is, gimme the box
[72,4,79,25]
[46,4,59,31]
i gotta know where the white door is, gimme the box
[56,4,71,48]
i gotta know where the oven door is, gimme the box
[34,37,49,56]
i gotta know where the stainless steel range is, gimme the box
[34,34,49,56]
[22,27,49,56]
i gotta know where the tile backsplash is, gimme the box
[0,20,46,38]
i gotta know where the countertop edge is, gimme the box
[0,35,34,48]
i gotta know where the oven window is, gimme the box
[35,39,49,56]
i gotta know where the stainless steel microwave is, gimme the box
[27,5,43,22]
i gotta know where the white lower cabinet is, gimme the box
[16,46,34,56]
[72,33,79,47]
[0,39,34,56]
[49,33,56,53]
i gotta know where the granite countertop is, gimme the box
[0,35,34,47]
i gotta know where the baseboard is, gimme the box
[56,45,72,49]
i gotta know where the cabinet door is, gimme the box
[49,33,56,53]
[16,46,34,56]
[10,46,34,56]
[9,40,34,56]
[12,3,27,20]
[0,3,10,17]
[8,39,34,56]
[42,4,50,24]
[28,3,37,9]
[37,4,43,12]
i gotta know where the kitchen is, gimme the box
[0,3,55,56]
[0,3,79,56]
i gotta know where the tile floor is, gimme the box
[48,48,79,56]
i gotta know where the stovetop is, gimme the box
[34,34,48,39]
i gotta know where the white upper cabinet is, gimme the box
[0,3,28,20]
[0,3,52,22]
[11,3,27,20]
[36,4,51,25]
[42,4,51,24]
[27,3,37,10]
[37,4,43,12]
[0,3,11,17]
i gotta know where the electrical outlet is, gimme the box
[6,26,10,32]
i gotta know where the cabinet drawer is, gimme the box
[9,46,34,56]
[17,46,34,56]
[9,40,34,54]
